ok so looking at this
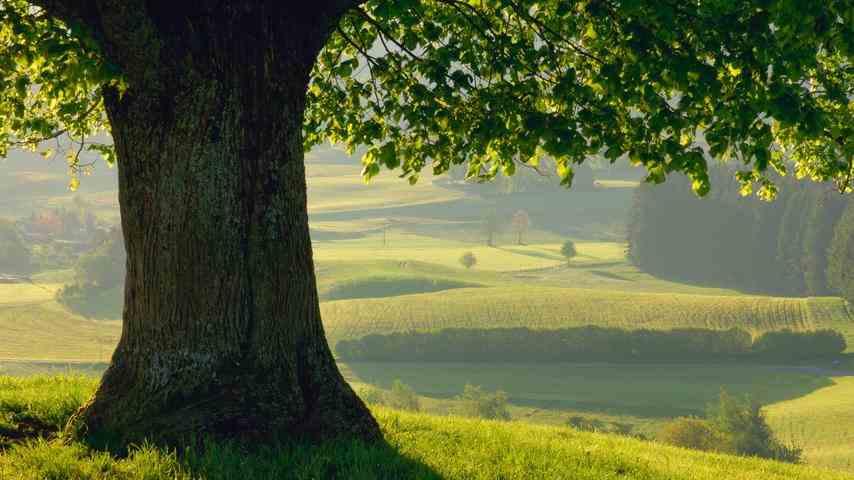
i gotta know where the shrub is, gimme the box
[457,384,510,420]
[657,417,730,453]
[458,252,477,269]
[337,326,844,364]
[752,329,846,361]
[707,390,802,463]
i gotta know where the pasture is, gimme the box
[0,375,850,480]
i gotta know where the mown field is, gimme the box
[0,376,851,480]
[321,285,853,349]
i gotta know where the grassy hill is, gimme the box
[0,376,850,480]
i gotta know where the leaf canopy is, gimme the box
[1,0,852,197]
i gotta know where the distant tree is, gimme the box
[828,199,854,305]
[0,220,32,274]
[660,390,801,463]
[482,210,504,247]
[74,227,125,288]
[459,252,477,270]
[707,390,801,463]
[510,210,531,245]
[802,192,846,295]
[561,240,578,264]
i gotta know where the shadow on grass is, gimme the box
[346,361,837,420]
[177,437,443,479]
[2,429,444,479]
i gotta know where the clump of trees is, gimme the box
[658,390,801,463]
[459,252,477,269]
[627,167,850,298]
[336,327,846,364]
[827,200,854,305]
[457,384,511,421]
[0,220,33,274]
[56,227,125,319]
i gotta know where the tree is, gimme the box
[0,220,32,274]
[510,210,530,245]
[828,199,854,305]
[482,210,504,247]
[459,251,477,269]
[1,0,850,447]
[560,240,578,264]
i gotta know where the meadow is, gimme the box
[0,375,851,480]
[321,285,851,348]
[2,155,854,476]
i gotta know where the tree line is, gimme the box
[626,167,853,303]
[336,326,846,364]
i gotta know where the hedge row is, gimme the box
[336,326,846,363]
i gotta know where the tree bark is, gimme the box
[65,4,380,446]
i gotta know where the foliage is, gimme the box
[0,220,31,274]
[707,390,802,463]
[560,240,577,263]
[336,327,845,363]
[458,251,477,270]
[827,199,854,305]
[55,226,124,318]
[626,168,848,296]
[660,390,802,464]
[309,0,854,198]
[657,417,730,453]
[456,384,511,421]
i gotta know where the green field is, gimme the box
[0,376,850,480]
[321,285,852,348]
[2,155,854,476]
[767,377,854,473]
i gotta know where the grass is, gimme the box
[0,375,851,480]
[767,376,854,473]
[321,285,853,347]
[343,362,837,420]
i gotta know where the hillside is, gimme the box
[0,376,850,480]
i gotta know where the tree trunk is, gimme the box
[66,5,380,446]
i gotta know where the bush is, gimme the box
[337,326,844,364]
[659,391,801,463]
[657,418,730,453]
[707,390,802,463]
[751,329,846,361]
[457,384,510,420]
